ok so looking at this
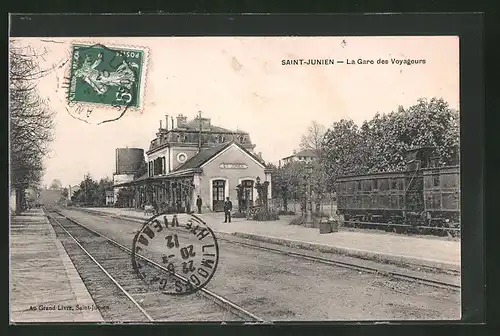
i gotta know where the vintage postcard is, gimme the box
[10,35,461,323]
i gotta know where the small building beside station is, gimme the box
[113,114,272,213]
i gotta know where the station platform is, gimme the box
[10,209,103,323]
[83,207,461,272]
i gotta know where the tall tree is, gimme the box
[116,187,135,208]
[134,161,147,179]
[359,98,460,172]
[10,41,56,213]
[320,98,460,190]
[321,119,366,191]
[96,177,114,205]
[299,121,327,155]
[49,179,63,190]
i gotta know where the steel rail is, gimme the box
[215,238,461,291]
[71,208,461,291]
[45,210,155,321]
[343,220,461,231]
[49,208,266,323]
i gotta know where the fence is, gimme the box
[271,197,338,216]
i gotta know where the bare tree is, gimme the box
[9,41,56,214]
[299,121,326,155]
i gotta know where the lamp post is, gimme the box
[305,163,314,228]
[255,176,261,206]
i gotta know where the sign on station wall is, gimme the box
[219,163,248,169]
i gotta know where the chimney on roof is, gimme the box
[177,114,187,128]
[159,120,162,129]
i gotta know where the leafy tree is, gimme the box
[321,119,366,191]
[96,177,114,205]
[71,174,97,206]
[70,174,114,207]
[134,161,147,179]
[359,98,459,172]
[116,187,135,208]
[320,98,460,190]
[58,187,69,205]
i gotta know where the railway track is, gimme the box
[217,238,460,291]
[44,208,266,323]
[77,208,460,292]
[342,219,460,237]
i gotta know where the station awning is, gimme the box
[112,168,199,188]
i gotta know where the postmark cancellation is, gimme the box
[131,214,219,296]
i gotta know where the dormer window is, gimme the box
[176,134,188,142]
[238,135,246,143]
[215,135,225,143]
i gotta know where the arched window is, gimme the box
[212,180,226,212]
[241,179,254,208]
[242,180,254,201]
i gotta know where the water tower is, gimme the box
[113,148,145,205]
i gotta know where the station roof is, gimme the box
[174,141,266,172]
[112,141,266,188]
[282,149,318,160]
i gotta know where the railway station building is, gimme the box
[113,114,273,213]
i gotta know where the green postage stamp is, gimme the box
[68,43,147,110]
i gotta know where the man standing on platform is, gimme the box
[223,197,232,223]
[196,195,202,214]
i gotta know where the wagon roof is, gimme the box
[336,170,407,181]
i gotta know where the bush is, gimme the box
[289,214,322,226]
[252,209,279,221]
[279,210,296,215]
[313,211,330,217]
[232,211,247,218]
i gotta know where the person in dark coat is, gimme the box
[196,195,202,214]
[152,200,158,215]
[223,197,232,223]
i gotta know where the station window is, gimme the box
[373,179,379,190]
[379,179,389,191]
[433,175,440,187]
[390,179,398,190]
[346,182,353,192]
[337,182,345,193]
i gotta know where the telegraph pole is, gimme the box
[305,164,314,228]
[198,110,202,153]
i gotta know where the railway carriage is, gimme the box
[422,165,460,228]
[336,147,460,232]
[336,171,409,224]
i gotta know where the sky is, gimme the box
[11,36,459,187]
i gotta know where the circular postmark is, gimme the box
[131,213,219,296]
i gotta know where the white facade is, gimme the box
[282,155,315,165]
[281,149,317,165]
